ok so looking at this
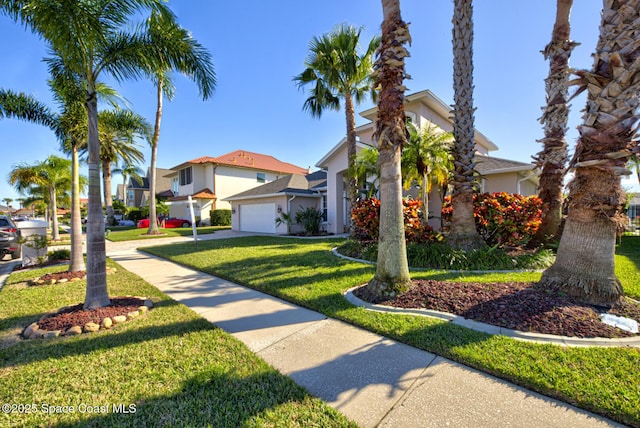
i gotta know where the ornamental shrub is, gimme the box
[441,192,543,247]
[210,209,232,226]
[351,197,440,244]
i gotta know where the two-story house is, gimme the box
[165,149,309,221]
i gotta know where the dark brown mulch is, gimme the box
[39,270,86,281]
[353,280,640,339]
[38,297,145,332]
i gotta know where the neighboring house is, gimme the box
[165,149,309,221]
[225,170,327,234]
[628,193,640,228]
[316,89,539,234]
[125,168,173,208]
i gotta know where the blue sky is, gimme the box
[0,0,637,204]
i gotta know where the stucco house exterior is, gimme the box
[164,149,309,221]
[124,167,174,208]
[316,89,539,234]
[225,171,327,234]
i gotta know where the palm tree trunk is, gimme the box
[539,0,640,306]
[147,80,163,235]
[84,88,109,309]
[69,143,85,272]
[345,91,359,226]
[102,159,114,225]
[365,0,411,300]
[447,0,484,251]
[530,0,576,247]
[49,185,60,241]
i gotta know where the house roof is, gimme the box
[225,171,327,201]
[171,150,309,175]
[475,155,537,175]
[170,188,216,201]
[128,168,173,191]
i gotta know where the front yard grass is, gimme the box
[0,260,355,427]
[144,235,640,427]
[105,225,230,242]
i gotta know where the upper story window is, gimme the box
[179,166,192,186]
[171,177,179,195]
[405,111,417,125]
[257,172,266,183]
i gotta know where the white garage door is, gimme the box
[239,203,276,233]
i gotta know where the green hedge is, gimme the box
[210,209,231,226]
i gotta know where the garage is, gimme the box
[239,203,276,233]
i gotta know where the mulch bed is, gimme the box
[353,280,640,338]
[38,297,146,332]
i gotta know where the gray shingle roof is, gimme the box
[226,171,327,200]
[475,155,535,173]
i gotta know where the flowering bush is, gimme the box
[351,198,440,244]
[441,192,543,247]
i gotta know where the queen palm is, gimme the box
[363,0,412,300]
[530,0,577,247]
[354,147,380,198]
[294,24,380,217]
[539,0,640,306]
[3,0,185,308]
[141,11,216,235]
[403,123,453,223]
[447,0,484,251]
[8,155,72,241]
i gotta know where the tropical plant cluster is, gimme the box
[351,197,439,244]
[442,192,543,247]
[210,209,231,226]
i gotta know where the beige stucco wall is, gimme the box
[482,172,538,196]
[168,198,213,224]
[214,166,283,210]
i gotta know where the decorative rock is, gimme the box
[65,326,82,336]
[83,322,100,333]
[44,279,56,285]
[143,299,153,309]
[29,330,45,339]
[127,311,139,319]
[70,278,81,282]
[101,317,113,329]
[57,278,68,284]
[43,330,61,338]
[137,305,148,314]
[23,322,39,338]
[113,315,127,324]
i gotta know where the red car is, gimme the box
[137,217,192,228]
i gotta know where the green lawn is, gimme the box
[143,235,640,428]
[0,260,355,427]
[105,225,230,242]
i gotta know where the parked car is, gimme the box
[0,215,21,260]
[137,217,192,229]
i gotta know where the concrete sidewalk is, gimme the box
[107,245,622,428]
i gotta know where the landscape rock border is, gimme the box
[21,296,153,340]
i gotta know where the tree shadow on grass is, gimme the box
[48,370,352,428]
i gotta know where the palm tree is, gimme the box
[8,155,72,241]
[294,24,380,218]
[403,123,454,223]
[2,198,12,208]
[363,0,412,300]
[539,0,640,306]
[530,0,577,247]
[446,0,484,251]
[0,88,56,128]
[354,147,380,199]
[90,109,150,225]
[140,12,216,235]
[3,0,179,309]
[112,162,144,205]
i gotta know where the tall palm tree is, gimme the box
[403,123,453,222]
[363,0,412,300]
[3,0,179,309]
[141,12,216,235]
[2,198,12,207]
[294,24,380,217]
[530,0,578,247]
[90,109,150,225]
[447,0,485,251]
[0,88,56,128]
[112,161,144,205]
[8,155,72,241]
[539,0,640,306]
[354,147,380,198]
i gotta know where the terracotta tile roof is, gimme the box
[181,150,308,175]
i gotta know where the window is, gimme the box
[171,177,179,195]
[179,166,192,186]
[321,194,328,222]
[256,172,266,183]
[405,111,417,125]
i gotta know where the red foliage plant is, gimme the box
[441,192,543,247]
[351,198,440,244]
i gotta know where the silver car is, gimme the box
[0,215,21,260]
